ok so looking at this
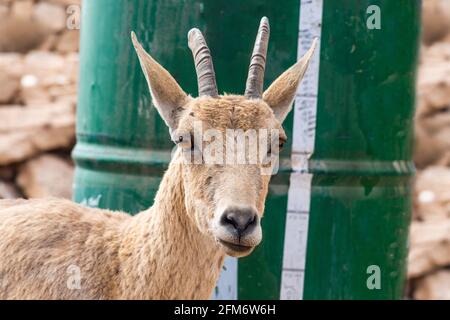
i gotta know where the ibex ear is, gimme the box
[131,32,190,130]
[263,39,318,123]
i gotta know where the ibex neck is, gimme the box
[120,151,224,299]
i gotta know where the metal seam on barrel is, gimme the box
[72,142,172,173]
[308,159,416,176]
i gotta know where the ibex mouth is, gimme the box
[218,238,254,254]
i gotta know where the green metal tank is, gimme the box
[73,0,421,299]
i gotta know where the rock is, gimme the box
[17,154,73,199]
[415,121,450,169]
[0,180,20,199]
[0,71,19,103]
[414,270,450,300]
[422,0,450,45]
[0,53,24,78]
[0,51,78,106]
[0,1,55,52]
[444,33,450,43]
[414,166,450,221]
[53,92,78,108]
[11,0,33,19]
[37,34,58,51]
[56,30,80,53]
[24,51,66,76]
[0,4,9,19]
[0,104,75,165]
[415,42,450,168]
[418,66,450,109]
[408,220,450,278]
[422,42,450,63]
[0,16,49,53]
[32,2,67,33]
[0,53,46,105]
[19,51,79,106]
[0,166,15,181]
[20,78,52,105]
[47,0,82,7]
[64,53,80,83]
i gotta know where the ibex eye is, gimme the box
[267,139,286,157]
[171,130,191,149]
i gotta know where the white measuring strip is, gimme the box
[280,0,323,300]
[211,256,237,300]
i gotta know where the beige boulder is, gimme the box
[415,42,450,168]
[17,154,73,199]
[32,2,67,33]
[414,166,450,221]
[0,180,20,199]
[0,103,75,165]
[414,270,450,300]
[56,30,80,53]
[422,0,450,45]
[408,220,450,278]
[0,71,19,104]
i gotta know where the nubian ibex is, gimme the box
[0,17,316,299]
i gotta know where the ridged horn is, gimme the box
[188,28,218,97]
[245,17,270,99]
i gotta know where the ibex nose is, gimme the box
[220,207,259,237]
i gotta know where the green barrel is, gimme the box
[73,0,420,299]
[300,1,421,299]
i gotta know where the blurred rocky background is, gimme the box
[0,0,449,300]
[0,0,79,200]
[409,0,450,300]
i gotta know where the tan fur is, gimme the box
[0,32,315,300]
[0,156,223,299]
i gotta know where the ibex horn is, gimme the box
[188,28,219,97]
[245,17,270,99]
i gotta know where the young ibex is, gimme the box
[0,17,316,299]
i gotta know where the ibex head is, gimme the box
[132,17,316,257]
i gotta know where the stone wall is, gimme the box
[0,0,80,199]
[408,0,450,300]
